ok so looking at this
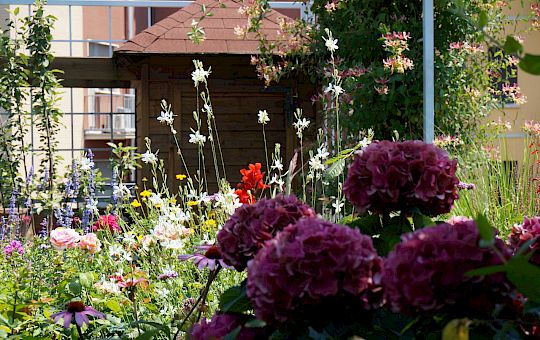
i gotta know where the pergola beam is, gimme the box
[52,57,135,88]
[423,0,435,143]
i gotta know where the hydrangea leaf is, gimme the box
[505,255,540,303]
[219,284,252,313]
[475,213,494,247]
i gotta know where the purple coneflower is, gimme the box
[51,301,105,329]
[158,270,178,280]
[178,245,233,271]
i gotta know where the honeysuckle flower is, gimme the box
[157,110,175,125]
[51,301,105,329]
[141,151,157,164]
[258,110,270,124]
[189,129,207,146]
[179,244,232,271]
[131,199,141,208]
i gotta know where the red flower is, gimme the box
[92,215,121,233]
[235,163,269,204]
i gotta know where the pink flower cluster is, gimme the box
[383,220,511,315]
[381,31,413,74]
[49,228,101,254]
[247,217,383,324]
[343,140,460,216]
[523,120,540,136]
[449,41,484,53]
[433,135,463,149]
[508,216,540,265]
[3,240,24,256]
[190,313,269,339]
[502,83,527,105]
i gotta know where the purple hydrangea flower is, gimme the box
[383,220,511,315]
[508,216,540,265]
[343,140,459,216]
[217,194,315,271]
[3,240,24,256]
[190,313,269,340]
[247,217,384,325]
[179,245,233,271]
[51,301,105,329]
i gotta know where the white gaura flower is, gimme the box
[258,110,270,124]
[192,60,211,87]
[149,193,164,206]
[316,144,330,160]
[271,159,283,171]
[215,187,242,215]
[325,83,344,96]
[269,174,285,188]
[141,151,157,164]
[309,156,325,172]
[332,199,344,214]
[156,287,170,298]
[109,244,124,259]
[293,118,310,132]
[322,28,339,53]
[113,184,131,199]
[189,129,207,146]
[157,110,175,125]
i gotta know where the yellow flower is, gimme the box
[140,190,151,198]
[176,174,187,181]
[187,200,198,207]
[142,177,148,182]
[169,198,177,205]
[131,199,142,208]
[204,219,217,228]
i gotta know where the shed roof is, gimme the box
[116,0,287,54]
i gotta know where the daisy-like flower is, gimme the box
[51,301,105,329]
[131,199,142,208]
[189,129,207,146]
[157,110,175,125]
[141,151,157,164]
[178,245,233,271]
[176,173,187,180]
[158,269,179,280]
[258,110,270,124]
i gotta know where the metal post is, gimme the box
[423,0,434,143]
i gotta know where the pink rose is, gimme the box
[50,228,81,250]
[79,233,102,254]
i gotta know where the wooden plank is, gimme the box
[52,57,136,88]
[137,64,150,185]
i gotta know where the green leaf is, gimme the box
[412,211,435,229]
[442,319,470,340]
[324,159,345,179]
[505,255,540,303]
[219,285,252,313]
[245,319,266,328]
[503,36,523,56]
[519,54,540,75]
[475,213,494,246]
[106,299,121,313]
[223,326,241,340]
[67,280,82,296]
[340,214,382,236]
[478,11,489,28]
[465,265,505,277]
[79,272,94,288]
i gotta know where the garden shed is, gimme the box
[113,0,317,188]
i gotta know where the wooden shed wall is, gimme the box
[126,55,317,191]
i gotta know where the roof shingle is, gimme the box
[116,0,290,54]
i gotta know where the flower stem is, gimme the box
[76,323,85,340]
